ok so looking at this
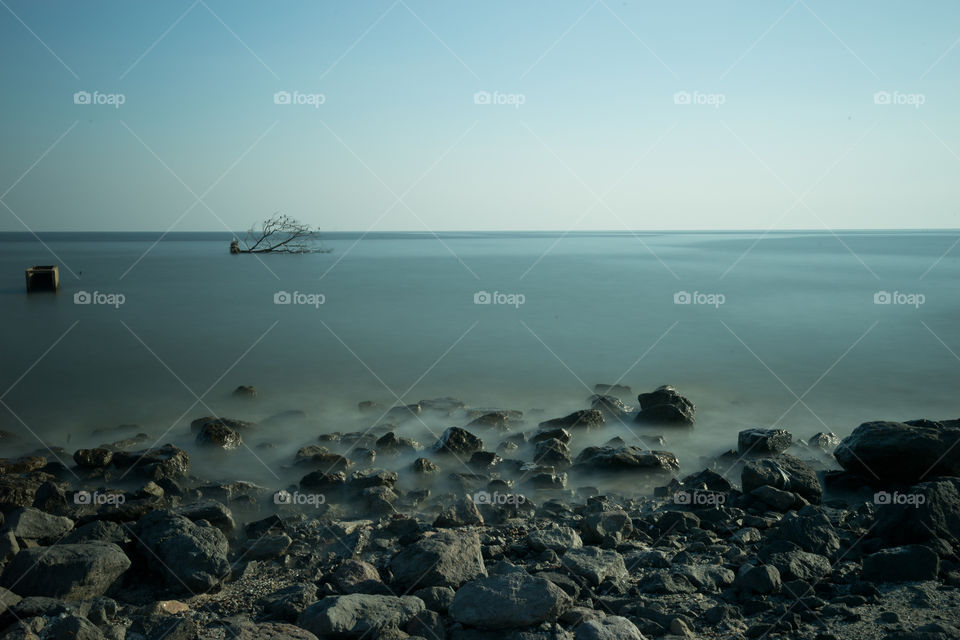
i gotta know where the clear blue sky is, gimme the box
[1,0,958,231]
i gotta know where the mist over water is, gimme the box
[2,231,959,492]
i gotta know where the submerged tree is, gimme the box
[231,214,330,254]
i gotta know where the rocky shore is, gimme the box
[1,384,959,639]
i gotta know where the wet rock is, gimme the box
[573,446,679,475]
[594,383,632,396]
[635,385,695,425]
[534,439,573,469]
[297,594,425,639]
[244,532,292,561]
[539,410,604,430]
[412,458,441,475]
[195,422,242,450]
[295,446,353,472]
[0,456,46,475]
[261,582,318,621]
[4,507,73,543]
[810,432,841,452]
[300,470,347,495]
[190,416,255,432]
[765,550,831,581]
[575,616,646,640]
[110,444,189,481]
[526,526,583,554]
[835,420,960,483]
[735,564,781,594]
[390,530,487,589]
[582,510,632,546]
[738,428,792,456]
[874,478,960,544]
[435,427,484,457]
[449,567,572,629]
[73,448,113,469]
[467,411,513,431]
[469,451,501,470]
[590,395,633,418]
[561,547,628,586]
[742,454,822,504]
[434,496,484,528]
[680,468,733,492]
[376,432,422,455]
[750,485,801,511]
[0,541,129,599]
[135,510,230,592]
[413,586,455,614]
[862,545,940,582]
[769,510,840,557]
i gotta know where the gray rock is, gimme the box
[0,586,22,617]
[835,420,960,483]
[434,496,484,528]
[4,507,73,542]
[573,446,679,475]
[635,385,695,425]
[413,586,455,614]
[43,615,106,640]
[135,510,230,592]
[750,485,799,511]
[575,616,647,640]
[862,545,940,582]
[0,541,129,599]
[333,559,383,594]
[73,448,113,468]
[561,547,628,585]
[195,422,242,450]
[297,594,425,639]
[449,570,572,629]
[390,530,486,589]
[244,533,292,560]
[735,564,781,594]
[742,454,821,504]
[110,444,190,481]
[229,621,318,640]
[171,501,235,534]
[434,427,483,457]
[767,550,832,581]
[770,510,840,557]
[539,410,604,430]
[738,428,792,456]
[262,582,319,621]
[526,526,583,554]
[582,510,632,546]
[874,478,960,545]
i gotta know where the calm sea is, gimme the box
[1,231,958,486]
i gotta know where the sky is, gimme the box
[0,0,958,232]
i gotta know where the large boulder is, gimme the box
[834,420,960,483]
[738,428,792,456]
[635,385,695,425]
[110,444,189,481]
[539,410,604,430]
[742,454,821,504]
[862,545,940,582]
[874,477,960,545]
[525,526,583,554]
[4,507,73,543]
[195,422,242,450]
[390,530,486,589]
[573,446,679,475]
[297,594,424,639]
[135,510,230,592]
[576,616,647,640]
[449,568,572,629]
[769,509,841,558]
[434,427,483,457]
[0,541,129,599]
[561,547,628,585]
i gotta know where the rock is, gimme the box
[110,444,189,481]
[358,400,382,413]
[233,385,257,399]
[526,526,583,554]
[190,416,255,432]
[195,422,242,450]
[245,533,292,560]
[0,586,22,617]
[834,420,960,483]
[390,530,486,589]
[735,565,781,594]
[539,410,604,430]
[386,403,422,421]
[534,439,572,469]
[62,520,127,546]
[297,594,425,639]
[4,507,73,542]
[742,454,822,504]
[750,485,800,511]
[127,614,197,640]
[300,470,347,494]
[680,468,733,492]
[44,614,107,640]
[333,559,384,594]
[135,510,230,592]
[810,432,841,452]
[582,510,633,546]
[449,569,572,629]
[769,550,831,581]
[0,473,48,510]
[874,478,960,545]
[229,621,318,640]
[262,583,318,621]
[590,395,632,418]
[561,547,628,585]
[573,446,679,475]
[467,411,513,431]
[73,448,113,468]
[575,616,647,640]
[0,541,129,599]
[671,564,736,593]
[738,428,792,456]
[434,496,484,528]
[635,385,695,425]
[295,446,352,472]
[770,510,840,557]
[412,458,441,475]
[434,427,483,457]
[171,501,235,534]
[862,545,940,582]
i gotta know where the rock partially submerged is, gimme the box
[738,427,792,455]
[635,385,695,425]
[574,446,680,475]
[0,541,129,599]
[835,419,960,483]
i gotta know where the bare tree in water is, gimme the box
[231,214,330,254]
